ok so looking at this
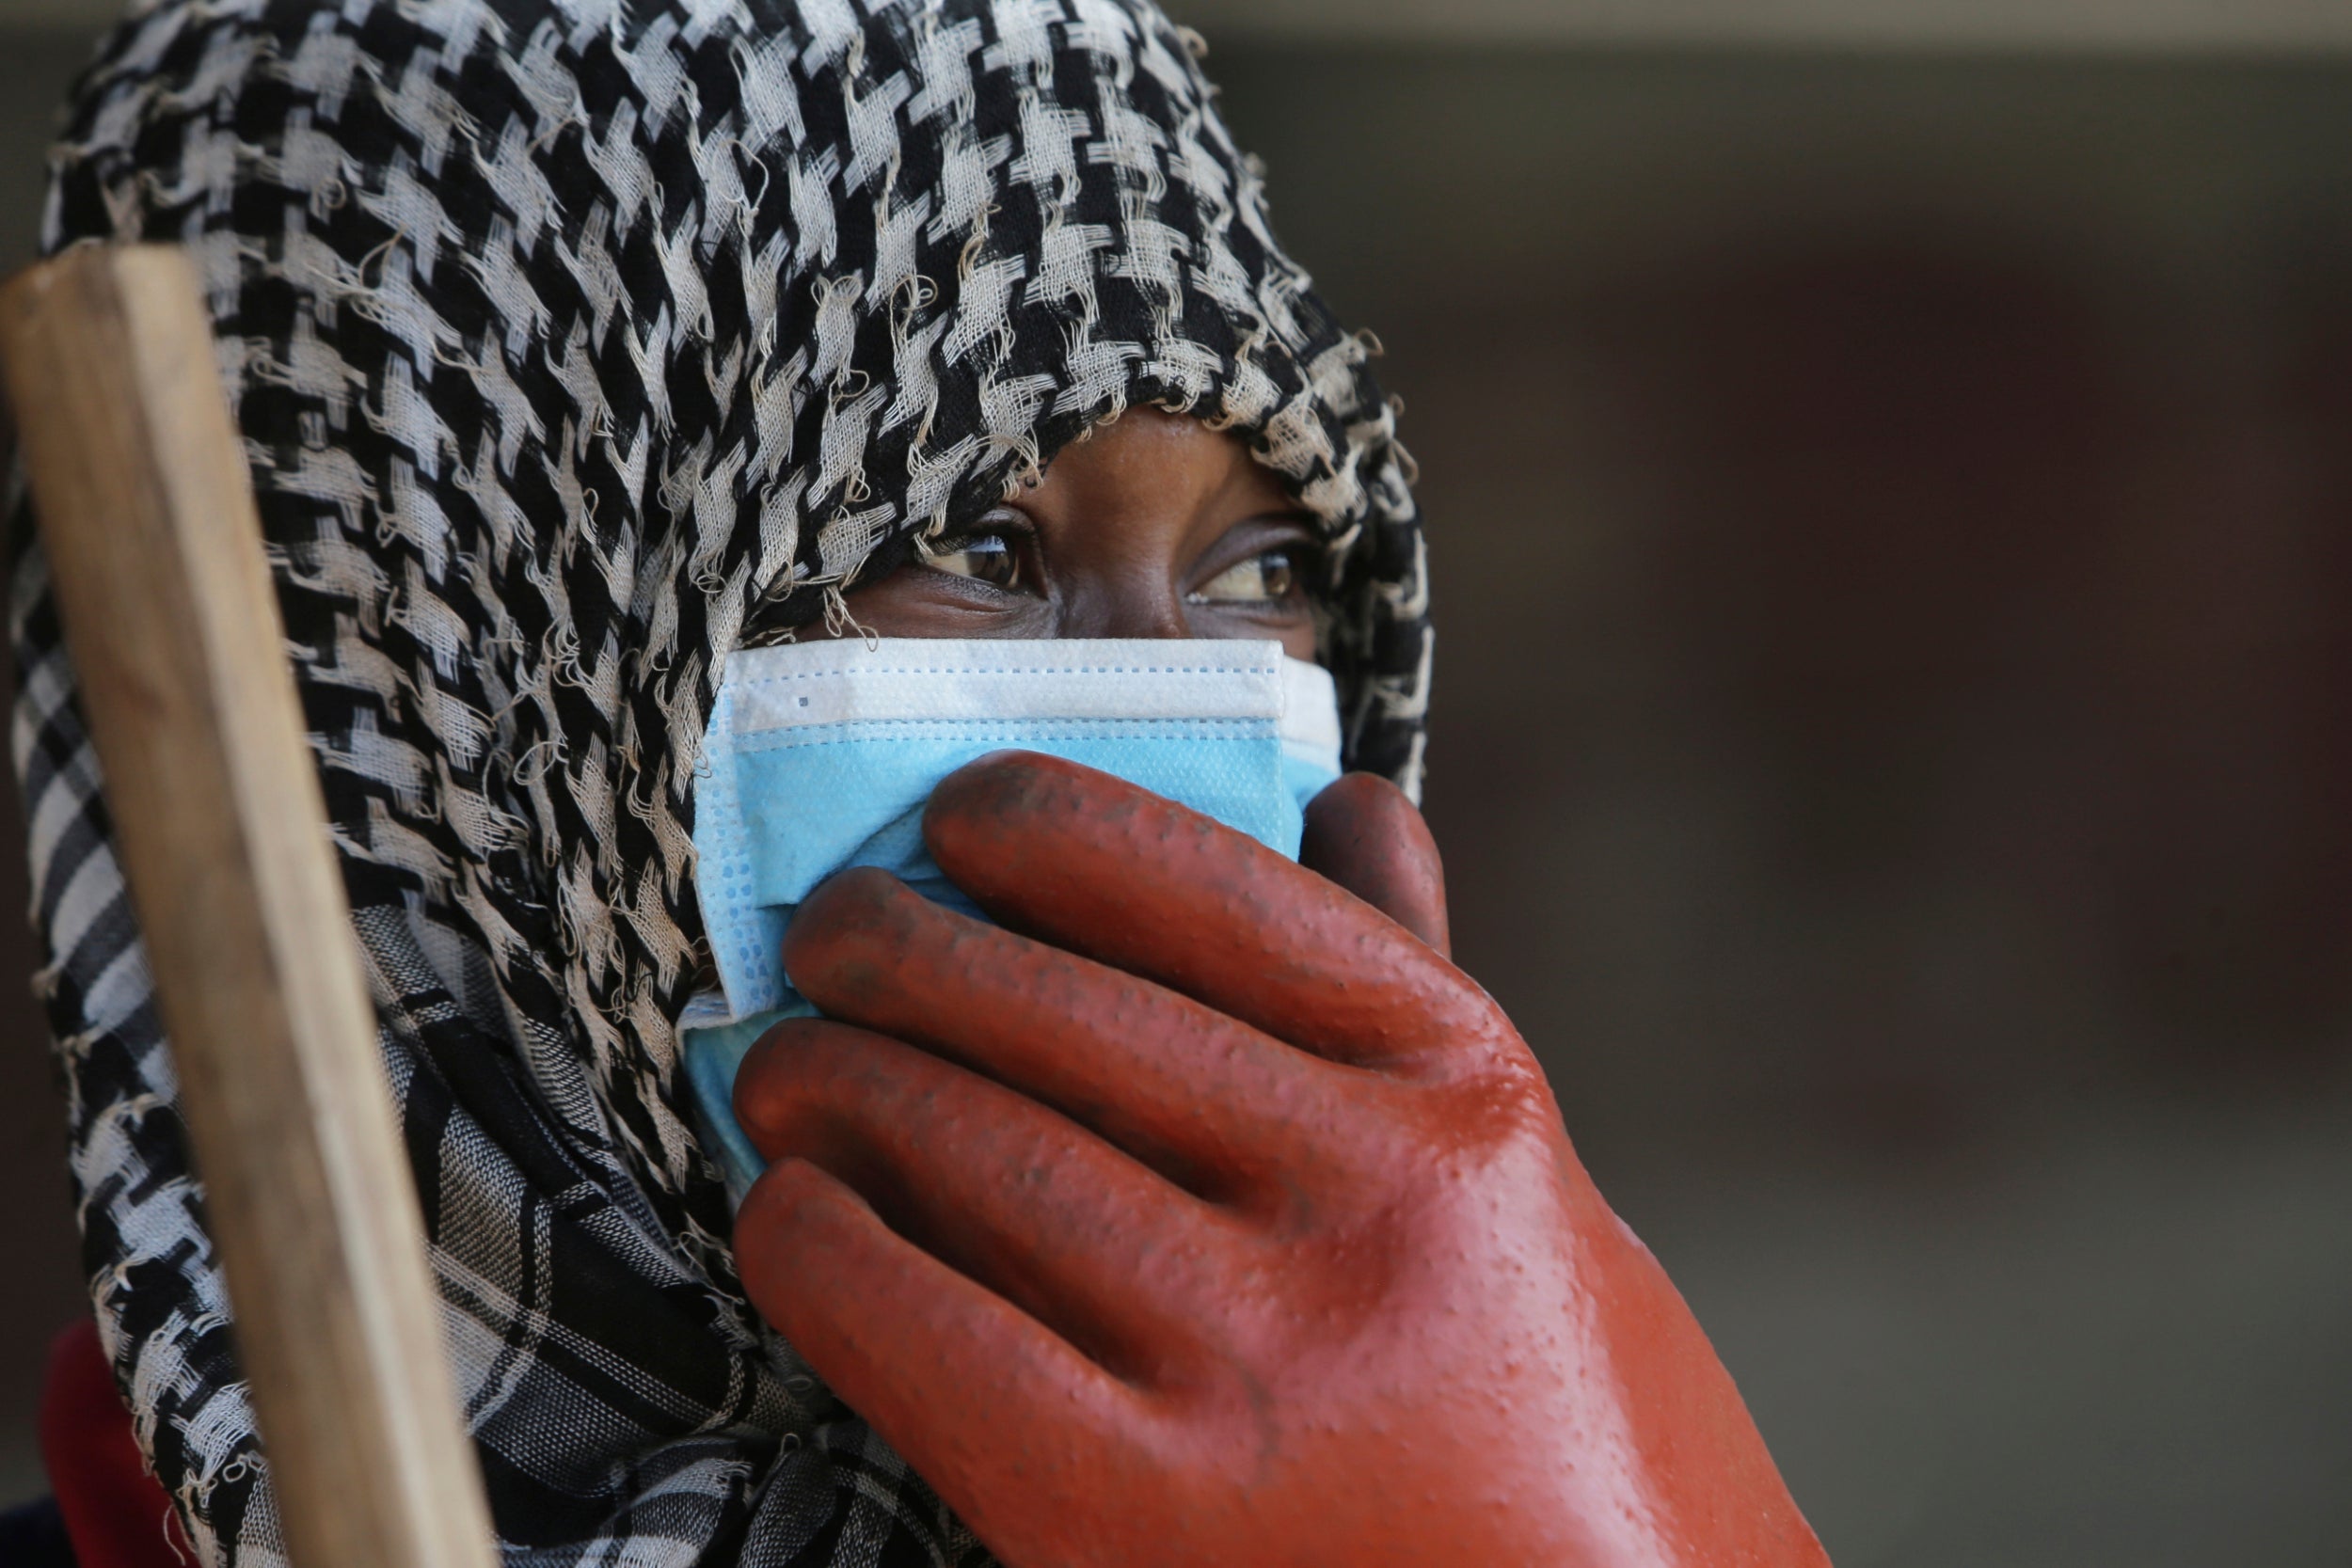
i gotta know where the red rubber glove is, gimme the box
[40,1318,189,1568]
[733,752,1827,1568]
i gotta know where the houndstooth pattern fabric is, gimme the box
[8,1,1432,1562]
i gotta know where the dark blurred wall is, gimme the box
[1210,45,2352,1146]
[2,28,2348,1566]
[0,24,99,1516]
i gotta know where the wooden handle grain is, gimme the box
[0,245,499,1568]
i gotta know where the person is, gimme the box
[15,1,1828,1564]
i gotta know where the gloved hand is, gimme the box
[732,752,1827,1568]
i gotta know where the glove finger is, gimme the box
[781,868,1364,1196]
[735,1012,1238,1373]
[1298,772,1452,958]
[735,1155,1142,1548]
[922,751,1494,1070]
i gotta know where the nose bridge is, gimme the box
[1053,493,1199,640]
[1063,557,1193,641]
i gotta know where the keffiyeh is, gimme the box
[9,0,1430,1561]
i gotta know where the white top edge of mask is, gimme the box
[721,637,1341,758]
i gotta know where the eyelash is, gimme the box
[914,522,1317,610]
[920,517,1035,593]
[1186,544,1310,608]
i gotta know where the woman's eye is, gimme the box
[1190,548,1300,606]
[926,531,1025,591]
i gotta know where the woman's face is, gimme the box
[828,409,1320,660]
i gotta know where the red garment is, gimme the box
[40,1318,189,1568]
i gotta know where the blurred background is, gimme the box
[2,1,2349,1563]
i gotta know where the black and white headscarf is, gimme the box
[10,1,1430,1561]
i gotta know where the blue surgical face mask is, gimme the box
[683,637,1344,1200]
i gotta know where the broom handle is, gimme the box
[0,245,499,1568]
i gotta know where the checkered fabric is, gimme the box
[8,1,1432,1562]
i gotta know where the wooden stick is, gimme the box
[0,246,499,1568]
